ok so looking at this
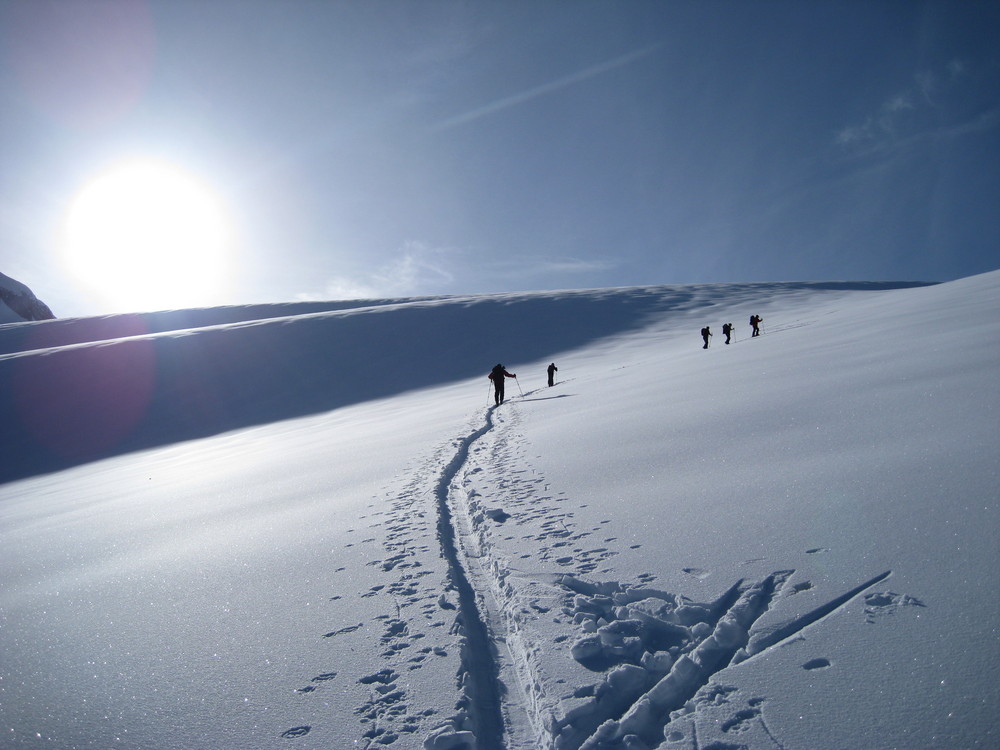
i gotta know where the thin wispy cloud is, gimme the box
[835,95,915,148]
[536,257,618,274]
[948,106,1000,137]
[915,71,937,105]
[835,59,977,152]
[486,255,619,283]
[917,59,970,105]
[884,94,914,114]
[947,59,968,78]
[432,44,662,131]
[300,241,457,301]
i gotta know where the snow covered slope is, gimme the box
[0,281,925,484]
[0,273,996,750]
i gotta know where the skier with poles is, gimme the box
[750,314,763,337]
[722,322,733,345]
[547,362,558,387]
[701,326,712,349]
[488,363,517,405]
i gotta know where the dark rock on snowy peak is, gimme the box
[0,271,55,322]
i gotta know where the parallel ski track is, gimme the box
[433,405,507,750]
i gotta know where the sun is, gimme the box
[62,159,234,313]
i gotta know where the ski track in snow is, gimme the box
[283,390,917,749]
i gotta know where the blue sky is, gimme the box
[1,0,998,317]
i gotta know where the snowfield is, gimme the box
[1,272,997,750]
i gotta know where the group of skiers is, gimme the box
[487,362,559,405]
[701,314,763,349]
[489,313,765,403]
[489,315,764,404]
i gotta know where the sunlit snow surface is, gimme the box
[1,274,997,749]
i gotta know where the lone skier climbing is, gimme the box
[722,322,733,345]
[701,326,712,349]
[750,314,762,337]
[489,363,517,405]
[547,362,558,387]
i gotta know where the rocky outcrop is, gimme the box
[0,272,55,322]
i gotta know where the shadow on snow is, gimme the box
[0,281,931,484]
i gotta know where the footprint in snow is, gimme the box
[682,567,711,579]
[721,707,761,734]
[803,658,831,671]
[863,591,926,623]
[323,622,363,638]
[359,668,398,685]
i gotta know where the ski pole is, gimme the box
[486,381,492,406]
[516,376,524,397]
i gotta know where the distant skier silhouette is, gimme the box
[489,363,517,405]
[722,322,733,345]
[701,326,712,349]
[547,362,558,387]
[750,315,762,337]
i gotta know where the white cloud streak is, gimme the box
[834,59,981,152]
[432,44,662,131]
[485,254,619,282]
[300,241,457,301]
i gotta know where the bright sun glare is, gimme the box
[63,159,233,312]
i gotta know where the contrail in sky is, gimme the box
[433,43,662,131]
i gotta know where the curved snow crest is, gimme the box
[0,280,935,483]
[0,280,933,356]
